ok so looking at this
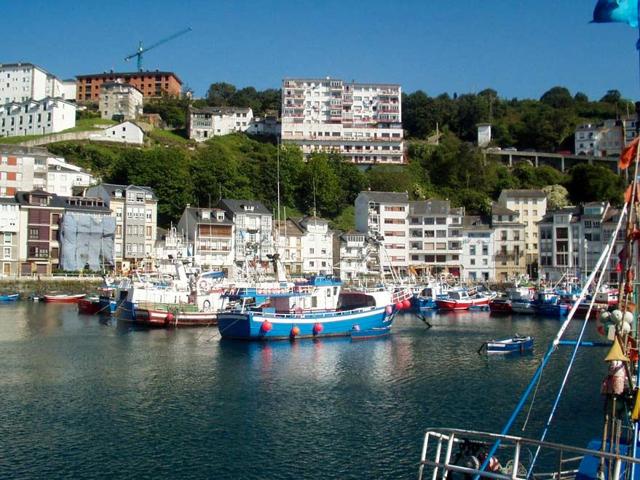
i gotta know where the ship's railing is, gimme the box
[418,428,640,480]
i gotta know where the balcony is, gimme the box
[495,250,524,261]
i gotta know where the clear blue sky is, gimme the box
[4,0,640,101]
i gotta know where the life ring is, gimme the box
[203,299,211,312]
[198,280,209,291]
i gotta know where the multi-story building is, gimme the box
[0,197,20,276]
[187,107,253,141]
[99,82,143,121]
[0,62,75,103]
[85,184,157,271]
[218,199,273,267]
[336,230,371,282]
[575,119,624,157]
[59,196,114,272]
[461,215,495,282]
[0,97,76,138]
[498,189,547,278]
[76,71,182,102]
[177,206,234,274]
[294,216,333,275]
[247,114,280,137]
[491,203,526,282]
[407,200,465,278]
[15,190,65,276]
[275,219,304,275]
[0,146,94,197]
[281,77,404,164]
[355,191,408,277]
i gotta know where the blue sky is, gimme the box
[4,0,640,100]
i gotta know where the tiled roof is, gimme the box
[500,189,546,199]
[218,198,271,215]
[359,191,408,203]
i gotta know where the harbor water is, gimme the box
[1,303,608,479]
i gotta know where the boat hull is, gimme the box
[0,293,19,302]
[511,301,535,314]
[217,306,393,340]
[534,304,569,317]
[78,298,102,315]
[351,325,391,340]
[485,337,534,354]
[411,296,438,312]
[436,298,490,311]
[489,300,512,314]
[44,294,85,303]
[133,307,218,328]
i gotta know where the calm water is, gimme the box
[0,303,608,479]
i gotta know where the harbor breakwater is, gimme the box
[0,277,103,296]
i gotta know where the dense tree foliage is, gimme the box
[204,82,281,115]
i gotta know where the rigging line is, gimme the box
[525,203,627,478]
[475,215,620,479]
[520,367,544,433]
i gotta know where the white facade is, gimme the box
[461,216,495,282]
[477,124,492,148]
[297,216,333,275]
[575,119,624,157]
[188,107,253,141]
[0,198,20,276]
[338,231,369,281]
[0,97,76,138]
[282,77,404,164]
[89,121,144,145]
[0,146,94,197]
[247,115,280,136]
[99,82,143,121]
[218,199,273,265]
[0,63,75,103]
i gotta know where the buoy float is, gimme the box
[290,326,300,337]
[395,302,404,310]
[402,299,411,310]
[312,323,323,335]
[385,305,393,315]
[261,320,273,333]
[165,313,175,325]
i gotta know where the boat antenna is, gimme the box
[277,135,281,226]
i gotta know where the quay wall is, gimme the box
[0,277,103,296]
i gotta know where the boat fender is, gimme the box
[290,326,300,337]
[261,320,273,333]
[402,299,411,310]
[165,313,175,326]
[312,323,323,335]
[395,301,404,310]
[203,299,211,312]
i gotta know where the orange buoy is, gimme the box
[261,320,273,333]
[291,326,300,337]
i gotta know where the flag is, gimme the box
[593,0,639,27]
[620,137,640,170]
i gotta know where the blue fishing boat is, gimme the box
[217,276,410,340]
[411,284,448,312]
[534,291,569,317]
[480,335,533,354]
[0,293,19,302]
[350,324,391,340]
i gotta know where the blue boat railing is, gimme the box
[230,305,383,320]
[418,428,640,480]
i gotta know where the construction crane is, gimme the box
[124,27,192,71]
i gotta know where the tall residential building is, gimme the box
[336,231,370,282]
[99,82,143,121]
[0,98,76,138]
[0,197,20,276]
[575,119,624,157]
[294,216,333,275]
[76,71,182,102]
[85,184,157,271]
[498,189,547,278]
[275,219,304,275]
[187,107,253,141]
[355,191,409,276]
[0,146,94,197]
[281,77,404,164]
[461,215,495,282]
[177,207,234,274]
[0,63,76,103]
[218,199,273,267]
[491,203,526,282]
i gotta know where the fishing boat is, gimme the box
[533,291,569,317]
[0,293,19,302]
[132,303,218,327]
[436,290,490,311]
[217,276,411,340]
[44,293,86,303]
[488,295,512,314]
[78,296,102,314]
[511,298,536,314]
[479,335,534,354]
[350,324,392,340]
[411,283,448,312]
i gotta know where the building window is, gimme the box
[3,247,10,259]
[28,228,39,240]
[3,232,11,244]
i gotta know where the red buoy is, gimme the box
[165,313,175,325]
[402,299,411,310]
[261,320,273,333]
[395,302,404,310]
[312,323,323,335]
[290,326,300,337]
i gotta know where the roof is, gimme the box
[491,202,518,216]
[76,70,183,84]
[60,196,111,213]
[359,191,408,203]
[100,82,143,94]
[218,198,271,216]
[0,196,18,205]
[463,215,491,230]
[410,199,450,215]
[297,215,329,227]
[95,183,157,200]
[15,190,65,208]
[500,189,546,199]
[182,207,233,226]
[275,219,304,236]
[0,96,77,109]
[539,206,580,223]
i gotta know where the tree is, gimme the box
[600,89,622,104]
[566,164,624,205]
[297,154,342,217]
[542,185,569,210]
[540,86,573,109]
[206,82,237,106]
[574,92,589,103]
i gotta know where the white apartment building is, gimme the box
[188,107,253,141]
[295,216,333,275]
[275,219,304,275]
[491,203,526,282]
[407,200,465,278]
[0,197,20,276]
[498,189,547,277]
[0,146,94,197]
[0,97,76,138]
[218,199,273,266]
[575,119,624,157]
[355,191,408,277]
[461,216,495,282]
[281,77,404,164]
[99,82,143,121]
[0,63,76,103]
[336,231,371,282]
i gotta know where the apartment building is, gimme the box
[355,191,408,277]
[498,189,547,277]
[177,207,234,274]
[575,119,624,157]
[281,77,404,164]
[76,71,182,102]
[0,197,20,276]
[99,82,143,121]
[218,199,273,266]
[85,184,157,271]
[0,145,94,197]
[336,231,370,282]
[275,219,304,275]
[294,216,333,275]
[461,215,495,282]
[407,200,464,278]
[0,62,75,103]
[187,107,253,141]
[0,97,76,137]
[491,203,526,282]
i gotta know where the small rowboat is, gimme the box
[0,293,19,302]
[350,324,391,340]
[479,335,534,354]
[44,293,86,303]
